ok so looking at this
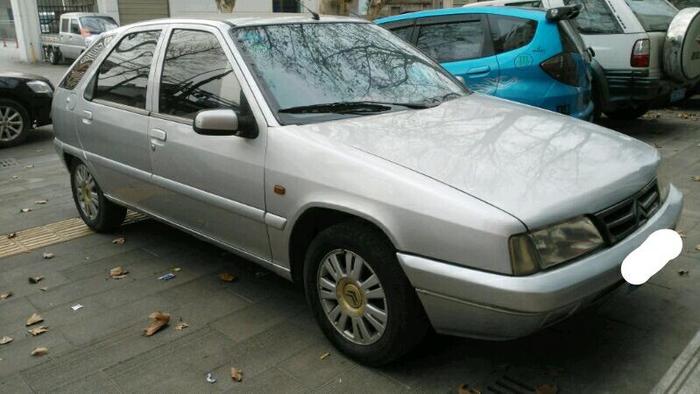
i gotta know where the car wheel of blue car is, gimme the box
[303,220,429,366]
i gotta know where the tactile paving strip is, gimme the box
[0,211,147,258]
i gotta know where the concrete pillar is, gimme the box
[96,0,121,24]
[10,0,41,63]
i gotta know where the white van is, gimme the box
[468,0,700,119]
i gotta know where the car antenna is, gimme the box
[296,0,320,20]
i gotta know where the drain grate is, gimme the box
[0,158,18,169]
[0,211,147,259]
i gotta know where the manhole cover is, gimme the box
[0,158,18,169]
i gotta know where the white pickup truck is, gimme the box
[42,12,119,65]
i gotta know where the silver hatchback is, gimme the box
[52,16,683,365]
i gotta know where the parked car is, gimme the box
[470,0,700,119]
[52,16,683,365]
[42,12,119,65]
[377,6,594,120]
[0,72,53,148]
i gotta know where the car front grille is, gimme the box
[593,179,660,245]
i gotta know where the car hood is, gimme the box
[0,72,51,83]
[299,94,660,229]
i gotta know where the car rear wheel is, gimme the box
[70,161,126,232]
[303,221,429,366]
[0,99,29,148]
[604,107,648,120]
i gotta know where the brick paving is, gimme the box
[0,57,699,393]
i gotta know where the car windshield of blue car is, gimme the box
[232,22,468,125]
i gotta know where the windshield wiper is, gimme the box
[278,101,432,115]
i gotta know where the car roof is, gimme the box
[122,14,368,29]
[375,6,546,25]
[61,12,114,18]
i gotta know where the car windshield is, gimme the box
[625,0,678,32]
[80,16,118,34]
[232,22,467,125]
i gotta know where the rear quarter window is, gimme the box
[564,0,623,34]
[59,35,113,90]
[487,15,537,54]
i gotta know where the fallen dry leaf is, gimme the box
[535,384,558,394]
[26,313,43,326]
[109,266,128,279]
[31,347,48,357]
[231,367,243,382]
[458,384,481,394]
[34,200,47,205]
[678,230,686,238]
[320,352,330,360]
[144,311,170,336]
[692,176,700,182]
[71,304,83,311]
[175,322,189,331]
[39,287,48,292]
[219,272,236,283]
[25,164,33,169]
[679,270,689,276]
[0,336,12,345]
[42,252,54,259]
[696,244,700,251]
[28,276,44,284]
[19,208,31,213]
[7,232,16,239]
[0,292,11,300]
[172,267,182,272]
[112,237,125,245]
[28,326,49,336]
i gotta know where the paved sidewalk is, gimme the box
[653,329,700,393]
[0,98,699,392]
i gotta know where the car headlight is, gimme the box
[509,216,604,275]
[656,169,670,204]
[26,80,53,95]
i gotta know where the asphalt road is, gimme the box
[1,57,699,393]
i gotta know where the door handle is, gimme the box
[151,129,167,142]
[466,66,491,75]
[81,110,92,125]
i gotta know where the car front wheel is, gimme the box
[304,221,429,366]
[70,161,126,232]
[0,99,29,148]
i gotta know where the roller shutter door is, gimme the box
[118,0,169,25]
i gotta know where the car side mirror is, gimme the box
[193,109,257,138]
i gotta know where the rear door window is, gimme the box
[92,30,161,109]
[624,0,677,32]
[487,15,537,54]
[416,18,487,62]
[158,29,242,119]
[389,25,415,43]
[61,18,69,33]
[564,0,623,34]
[60,34,113,90]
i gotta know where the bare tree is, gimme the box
[366,0,388,20]
[215,0,236,13]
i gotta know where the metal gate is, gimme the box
[118,0,169,26]
[37,0,96,34]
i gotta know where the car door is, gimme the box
[75,27,165,207]
[415,14,500,94]
[146,25,270,260]
[487,14,541,103]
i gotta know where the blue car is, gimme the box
[376,6,594,120]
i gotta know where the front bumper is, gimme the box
[398,185,683,340]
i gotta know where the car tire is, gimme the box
[604,107,648,120]
[303,221,429,366]
[0,99,29,148]
[70,161,126,232]
[48,48,61,65]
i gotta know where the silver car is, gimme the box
[52,16,683,365]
